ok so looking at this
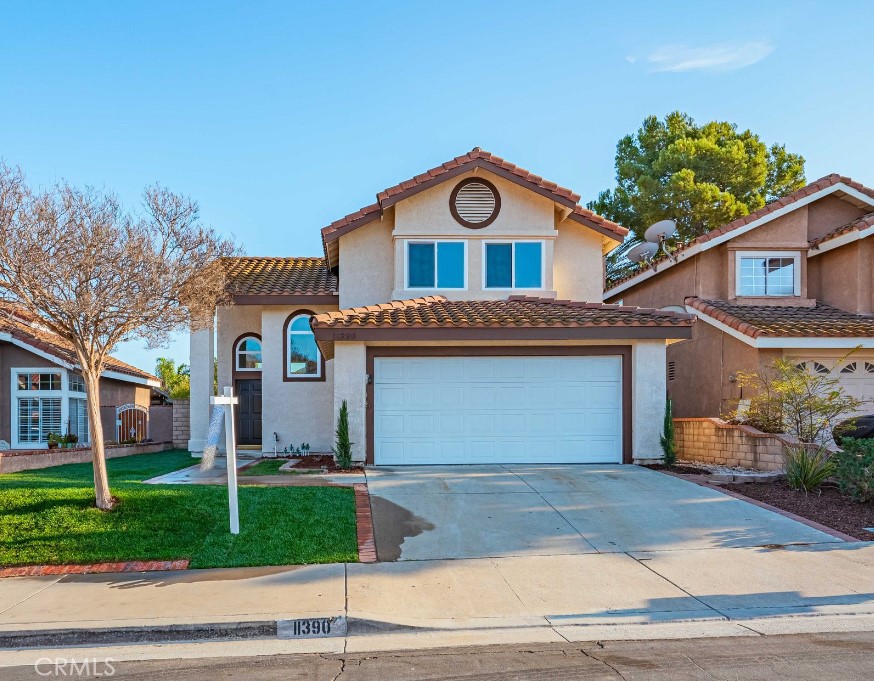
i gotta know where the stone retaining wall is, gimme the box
[0,442,173,474]
[673,418,794,471]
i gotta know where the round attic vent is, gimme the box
[450,178,500,228]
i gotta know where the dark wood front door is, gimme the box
[235,379,262,445]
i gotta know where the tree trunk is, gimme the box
[83,368,113,510]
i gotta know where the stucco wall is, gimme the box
[336,169,611,306]
[666,320,780,419]
[809,239,874,314]
[807,195,867,242]
[631,341,667,460]
[553,222,607,301]
[332,342,367,462]
[260,306,335,453]
[216,304,263,393]
[338,216,395,308]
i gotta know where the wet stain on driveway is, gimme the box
[370,496,435,561]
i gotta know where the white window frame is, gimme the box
[735,251,801,298]
[286,314,322,379]
[482,240,546,291]
[10,368,89,449]
[404,240,468,291]
[234,335,262,372]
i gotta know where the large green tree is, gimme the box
[590,112,806,282]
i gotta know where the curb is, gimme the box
[0,560,189,579]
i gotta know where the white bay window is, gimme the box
[11,369,90,448]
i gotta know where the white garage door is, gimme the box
[374,356,623,465]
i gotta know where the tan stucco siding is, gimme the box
[392,170,555,236]
[553,223,606,301]
[338,216,395,309]
[667,320,779,418]
[807,196,868,243]
[809,239,874,314]
[216,304,262,394]
[260,306,335,453]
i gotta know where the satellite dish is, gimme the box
[644,219,678,244]
[627,242,659,264]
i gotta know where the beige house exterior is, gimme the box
[189,149,692,464]
[604,174,874,420]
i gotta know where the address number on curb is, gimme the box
[277,616,347,638]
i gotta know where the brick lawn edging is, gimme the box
[354,483,377,563]
[673,418,838,472]
[659,470,859,543]
[0,560,190,579]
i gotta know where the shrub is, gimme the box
[783,445,835,493]
[832,437,874,502]
[723,356,864,443]
[332,400,353,469]
[660,397,677,466]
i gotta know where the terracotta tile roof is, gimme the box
[320,149,628,267]
[0,305,158,382]
[686,297,874,339]
[606,174,874,292]
[809,211,874,248]
[312,295,693,330]
[223,257,337,296]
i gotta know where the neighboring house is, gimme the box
[604,174,874,420]
[189,148,693,465]
[0,304,164,449]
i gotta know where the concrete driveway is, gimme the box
[365,464,842,561]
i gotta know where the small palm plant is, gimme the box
[660,397,677,466]
[333,400,353,469]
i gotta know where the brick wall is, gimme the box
[172,399,190,449]
[673,418,792,471]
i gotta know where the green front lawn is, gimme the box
[0,450,358,568]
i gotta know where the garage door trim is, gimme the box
[365,345,632,465]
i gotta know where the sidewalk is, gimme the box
[1,542,872,656]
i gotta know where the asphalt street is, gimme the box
[5,631,873,680]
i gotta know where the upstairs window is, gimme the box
[406,241,466,289]
[285,313,322,380]
[235,336,262,371]
[485,241,543,289]
[737,253,798,297]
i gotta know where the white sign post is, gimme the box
[209,386,240,535]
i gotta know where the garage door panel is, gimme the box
[374,356,623,465]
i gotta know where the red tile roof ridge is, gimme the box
[322,149,629,244]
[508,295,693,318]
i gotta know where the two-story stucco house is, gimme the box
[604,174,874,420]
[188,149,693,465]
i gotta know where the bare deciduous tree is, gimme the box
[0,162,236,510]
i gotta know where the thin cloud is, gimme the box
[646,41,774,73]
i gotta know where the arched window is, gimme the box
[235,335,262,371]
[284,313,323,380]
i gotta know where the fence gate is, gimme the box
[116,404,148,442]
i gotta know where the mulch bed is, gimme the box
[723,482,874,541]
[285,455,364,474]
[645,463,711,475]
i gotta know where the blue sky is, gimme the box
[2,1,872,372]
